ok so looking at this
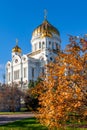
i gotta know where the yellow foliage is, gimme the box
[32,35,87,129]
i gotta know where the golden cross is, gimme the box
[44,9,48,20]
[16,38,18,46]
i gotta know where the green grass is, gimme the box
[0,117,87,130]
[0,112,29,115]
[0,117,48,130]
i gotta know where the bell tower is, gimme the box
[12,39,22,59]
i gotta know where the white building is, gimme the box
[6,17,61,90]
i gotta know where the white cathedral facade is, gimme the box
[6,17,61,90]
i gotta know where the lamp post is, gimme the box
[20,56,23,90]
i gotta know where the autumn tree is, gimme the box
[33,35,87,129]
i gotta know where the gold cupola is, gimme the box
[32,19,60,38]
[12,39,22,53]
[12,45,22,53]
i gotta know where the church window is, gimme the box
[49,41,51,49]
[24,68,27,78]
[15,59,18,63]
[12,55,15,58]
[52,42,54,49]
[8,64,10,67]
[54,42,56,50]
[32,68,34,78]
[14,70,19,80]
[42,42,45,49]
[50,57,53,61]
[49,41,51,45]
[23,58,26,61]
[39,42,41,49]
[8,72,10,81]
[56,43,58,50]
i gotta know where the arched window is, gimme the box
[39,42,41,49]
[49,41,51,45]
[42,41,45,49]
[14,70,19,80]
[32,68,34,78]
[49,41,51,49]
[54,42,56,50]
[52,42,54,49]
[50,57,53,61]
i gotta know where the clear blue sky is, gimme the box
[0,0,87,82]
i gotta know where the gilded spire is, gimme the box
[44,9,48,20]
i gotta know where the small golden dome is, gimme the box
[32,20,60,38]
[12,45,22,53]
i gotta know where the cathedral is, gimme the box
[6,16,61,90]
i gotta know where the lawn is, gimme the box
[0,117,87,130]
[0,117,48,130]
[0,112,25,115]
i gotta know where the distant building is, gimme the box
[6,16,61,90]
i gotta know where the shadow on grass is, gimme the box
[0,117,86,130]
[0,117,48,130]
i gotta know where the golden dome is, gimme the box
[12,45,22,53]
[41,30,52,38]
[32,20,60,38]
